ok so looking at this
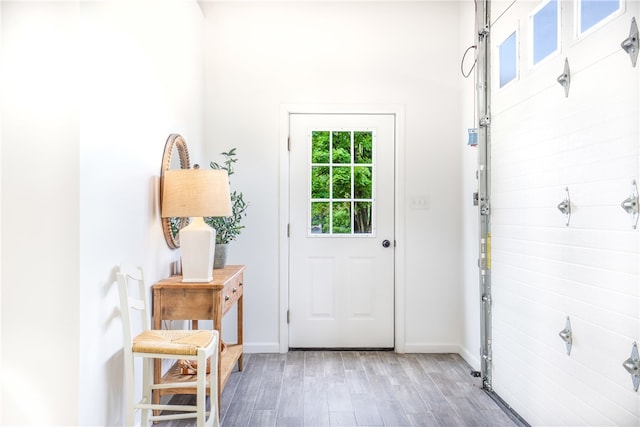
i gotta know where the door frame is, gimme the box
[278,104,406,353]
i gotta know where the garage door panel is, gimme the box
[492,316,625,426]
[494,259,637,315]
[569,204,637,230]
[493,303,636,402]
[489,1,638,423]
[495,254,637,303]
[566,5,638,71]
[491,1,638,114]
[490,138,636,190]
[494,234,636,269]
[493,223,638,253]
[493,72,637,158]
[493,254,638,300]
[491,171,563,195]
[493,288,637,416]
[491,4,640,425]
[491,204,638,231]
[493,251,639,299]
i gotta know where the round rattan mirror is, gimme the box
[161,134,191,249]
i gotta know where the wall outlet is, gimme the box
[410,195,429,210]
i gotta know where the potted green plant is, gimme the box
[205,148,248,268]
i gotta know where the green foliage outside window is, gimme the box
[310,130,373,235]
[311,166,330,199]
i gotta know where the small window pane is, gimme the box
[580,0,620,33]
[354,131,372,163]
[354,166,372,199]
[499,32,517,88]
[312,131,330,163]
[311,166,330,199]
[311,202,330,234]
[332,202,352,234]
[332,166,351,199]
[354,202,372,234]
[332,131,351,164]
[532,0,558,64]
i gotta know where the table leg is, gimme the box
[238,293,244,371]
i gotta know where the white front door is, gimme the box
[288,113,395,348]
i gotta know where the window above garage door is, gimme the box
[531,0,560,65]
[577,0,623,36]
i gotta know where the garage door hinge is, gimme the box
[478,25,489,39]
[479,116,490,127]
[480,203,490,216]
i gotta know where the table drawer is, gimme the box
[222,274,243,315]
[157,288,214,320]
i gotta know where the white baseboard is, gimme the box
[243,342,281,353]
[403,343,481,371]
[402,343,461,353]
[458,346,481,371]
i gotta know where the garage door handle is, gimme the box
[382,240,392,248]
[557,58,570,97]
[622,342,640,392]
[620,17,638,67]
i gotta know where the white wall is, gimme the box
[1,2,81,424]
[0,2,4,421]
[1,0,480,424]
[202,1,470,353]
[459,1,482,370]
[1,1,205,425]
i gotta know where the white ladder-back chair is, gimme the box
[117,266,219,426]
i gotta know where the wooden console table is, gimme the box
[152,264,245,408]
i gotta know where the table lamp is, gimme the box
[161,167,232,282]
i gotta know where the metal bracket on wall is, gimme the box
[557,58,571,97]
[557,187,571,226]
[622,342,640,392]
[620,180,639,229]
[621,17,638,67]
[558,316,573,356]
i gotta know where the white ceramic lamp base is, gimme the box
[179,217,216,282]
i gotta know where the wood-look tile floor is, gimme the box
[160,351,522,427]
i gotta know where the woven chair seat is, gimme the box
[133,330,214,356]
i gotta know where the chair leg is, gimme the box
[123,352,136,427]
[210,348,220,427]
[196,350,206,426]
[141,357,153,426]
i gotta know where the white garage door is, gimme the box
[490,0,639,425]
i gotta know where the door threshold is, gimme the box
[288,347,394,352]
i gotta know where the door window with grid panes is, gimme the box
[309,130,375,236]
